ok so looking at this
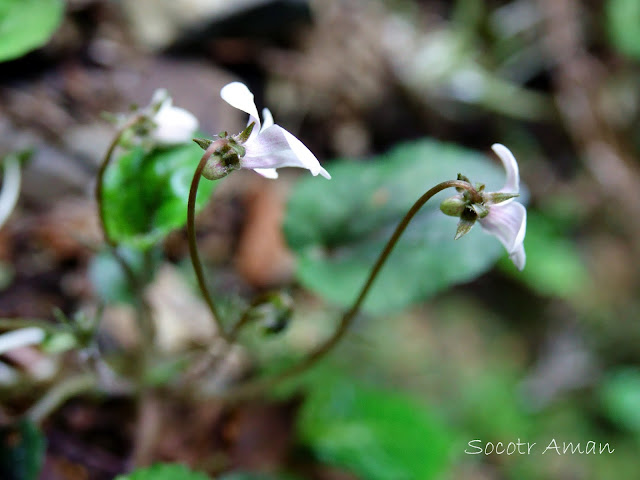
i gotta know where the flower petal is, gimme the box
[152,103,199,145]
[0,154,21,229]
[478,201,527,268]
[280,127,331,179]
[253,168,279,179]
[509,243,526,271]
[150,88,170,108]
[221,82,261,128]
[242,125,331,179]
[491,143,519,194]
[261,108,274,131]
[0,327,45,355]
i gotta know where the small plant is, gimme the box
[1,81,526,478]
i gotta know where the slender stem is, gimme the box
[131,392,162,467]
[182,293,273,384]
[26,374,97,424]
[227,308,254,344]
[212,179,477,402]
[187,140,228,340]
[95,114,155,347]
[0,318,56,332]
[95,115,143,248]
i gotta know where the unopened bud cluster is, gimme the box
[440,173,519,241]
[197,122,255,181]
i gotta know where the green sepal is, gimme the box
[193,137,213,150]
[470,203,489,218]
[455,173,472,192]
[229,142,246,159]
[483,192,520,205]
[454,208,477,240]
[237,122,256,143]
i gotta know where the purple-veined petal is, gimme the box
[221,82,261,129]
[492,143,519,194]
[152,103,199,145]
[478,201,527,268]
[242,125,331,179]
[253,168,279,179]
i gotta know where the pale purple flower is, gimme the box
[478,144,527,270]
[439,143,527,270]
[220,82,330,179]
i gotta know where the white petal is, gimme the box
[152,104,199,145]
[280,127,331,179]
[242,125,330,179]
[253,168,279,179]
[0,154,21,229]
[220,82,260,128]
[479,201,527,265]
[492,143,519,194]
[509,243,526,270]
[151,88,169,107]
[0,327,45,355]
[261,108,274,131]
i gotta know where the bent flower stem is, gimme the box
[212,179,486,402]
[212,144,528,401]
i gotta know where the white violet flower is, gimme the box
[208,81,330,180]
[148,89,199,145]
[440,143,527,270]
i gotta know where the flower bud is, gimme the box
[440,195,467,217]
[247,292,294,335]
[202,153,234,180]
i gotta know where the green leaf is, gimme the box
[102,144,215,249]
[502,211,588,299]
[88,247,145,303]
[606,0,640,60]
[0,419,46,480]
[0,0,64,62]
[284,139,506,314]
[298,373,453,480]
[115,463,212,480]
[599,368,640,435]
